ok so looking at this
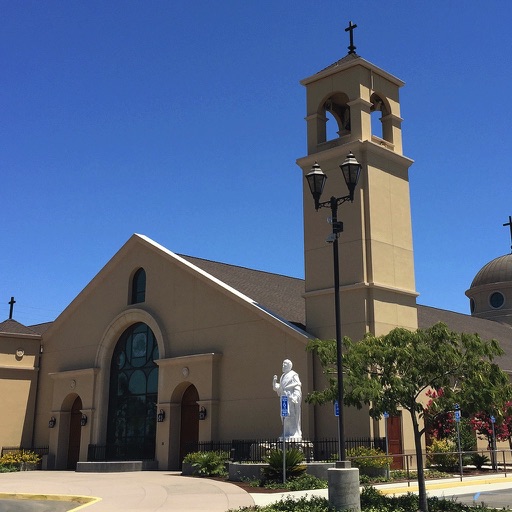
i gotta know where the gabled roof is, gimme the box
[28,322,53,335]
[181,255,305,328]
[0,319,42,336]
[6,234,511,363]
[43,234,309,340]
[417,304,512,372]
[180,255,512,366]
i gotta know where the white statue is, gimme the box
[273,359,302,440]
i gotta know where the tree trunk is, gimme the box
[410,410,428,512]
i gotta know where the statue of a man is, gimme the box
[272,359,302,440]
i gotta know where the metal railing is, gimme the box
[184,437,386,462]
[361,448,512,487]
[1,446,49,457]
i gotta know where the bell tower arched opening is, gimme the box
[370,92,391,143]
[319,93,351,144]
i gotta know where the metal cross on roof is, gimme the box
[8,296,15,320]
[504,215,512,252]
[345,21,357,55]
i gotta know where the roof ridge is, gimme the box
[0,318,40,335]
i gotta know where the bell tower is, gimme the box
[297,28,418,343]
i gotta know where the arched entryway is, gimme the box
[179,384,199,465]
[67,396,82,470]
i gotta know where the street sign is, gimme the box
[281,395,289,417]
[491,415,496,424]
[454,410,461,422]
[334,400,339,417]
[383,412,389,419]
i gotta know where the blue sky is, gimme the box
[2,1,511,326]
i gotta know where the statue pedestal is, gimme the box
[328,465,360,512]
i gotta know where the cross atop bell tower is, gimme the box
[344,21,357,55]
[297,26,418,343]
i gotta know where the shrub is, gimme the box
[470,452,490,470]
[347,446,392,469]
[262,447,306,482]
[0,450,41,471]
[427,438,458,472]
[262,473,327,491]
[234,495,335,511]
[182,450,229,477]
[230,485,500,511]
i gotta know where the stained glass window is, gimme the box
[107,323,159,460]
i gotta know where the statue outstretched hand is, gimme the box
[272,374,279,392]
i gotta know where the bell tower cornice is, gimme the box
[300,55,405,89]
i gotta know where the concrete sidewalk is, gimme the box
[0,471,255,511]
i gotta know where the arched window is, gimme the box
[107,323,159,460]
[320,92,351,144]
[131,268,146,304]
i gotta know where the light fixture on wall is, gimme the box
[48,417,56,428]
[80,414,88,427]
[157,409,165,422]
[199,407,207,420]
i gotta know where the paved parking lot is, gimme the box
[2,470,512,511]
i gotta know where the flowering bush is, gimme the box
[0,450,41,471]
[426,439,458,471]
[348,446,391,469]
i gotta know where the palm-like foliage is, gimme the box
[263,447,306,482]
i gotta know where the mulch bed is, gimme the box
[207,476,289,493]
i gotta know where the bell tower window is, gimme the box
[370,93,390,142]
[131,268,146,304]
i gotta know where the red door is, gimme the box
[179,385,199,467]
[67,397,82,470]
[387,414,403,469]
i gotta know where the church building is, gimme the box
[2,33,512,471]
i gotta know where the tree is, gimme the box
[307,322,512,512]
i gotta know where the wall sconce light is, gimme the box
[48,417,56,428]
[199,407,207,420]
[80,414,88,427]
[157,409,165,422]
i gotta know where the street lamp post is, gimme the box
[305,152,362,463]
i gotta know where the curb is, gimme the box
[0,493,101,510]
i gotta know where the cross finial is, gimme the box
[8,296,16,320]
[345,21,358,55]
[504,215,512,253]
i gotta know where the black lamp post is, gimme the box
[305,152,362,463]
